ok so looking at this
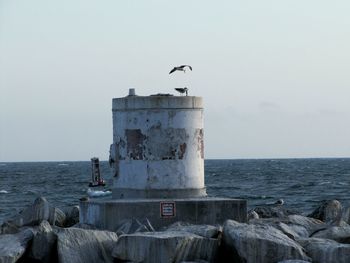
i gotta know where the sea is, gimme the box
[1,158,350,224]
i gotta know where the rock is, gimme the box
[277,222,309,240]
[249,218,307,240]
[54,208,66,227]
[115,218,154,235]
[253,205,300,218]
[277,260,311,263]
[308,200,343,224]
[62,205,80,227]
[112,231,219,263]
[311,225,350,243]
[0,229,34,263]
[166,222,221,238]
[0,221,20,235]
[286,215,326,236]
[8,197,55,227]
[248,210,259,220]
[180,261,209,263]
[28,220,57,263]
[250,214,325,238]
[57,227,118,263]
[222,220,310,263]
[341,206,350,224]
[72,223,98,230]
[298,237,350,263]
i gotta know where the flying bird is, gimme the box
[169,65,192,74]
[175,87,188,96]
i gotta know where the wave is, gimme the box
[87,188,112,197]
[0,190,8,194]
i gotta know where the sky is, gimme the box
[1,0,350,161]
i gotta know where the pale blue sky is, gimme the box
[1,0,350,161]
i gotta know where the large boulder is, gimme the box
[298,237,350,263]
[222,220,310,263]
[250,215,325,238]
[28,220,57,263]
[0,229,34,263]
[8,197,55,227]
[341,206,350,224]
[57,227,118,263]
[311,225,350,243]
[253,205,299,219]
[308,200,343,224]
[62,205,80,227]
[277,261,311,263]
[54,208,66,227]
[112,231,219,263]
[0,221,20,235]
[247,210,259,220]
[166,222,221,238]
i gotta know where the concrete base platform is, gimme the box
[79,197,247,231]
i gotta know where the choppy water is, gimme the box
[1,159,350,224]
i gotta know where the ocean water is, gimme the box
[1,158,350,224]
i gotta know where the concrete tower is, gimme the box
[109,93,206,199]
[80,90,246,230]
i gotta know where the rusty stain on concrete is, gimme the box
[147,126,188,160]
[179,143,187,159]
[196,129,204,159]
[126,129,145,160]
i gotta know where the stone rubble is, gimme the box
[1,197,350,263]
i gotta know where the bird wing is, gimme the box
[180,65,192,71]
[169,68,176,74]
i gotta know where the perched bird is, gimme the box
[175,87,188,96]
[169,65,192,74]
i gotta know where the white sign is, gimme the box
[160,202,176,218]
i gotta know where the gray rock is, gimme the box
[0,229,34,263]
[112,231,219,263]
[62,205,80,227]
[72,223,98,230]
[0,221,20,235]
[277,260,311,263]
[298,237,350,263]
[222,220,310,263]
[250,218,308,240]
[253,205,299,218]
[8,197,55,227]
[28,220,57,263]
[54,208,66,227]
[341,206,350,224]
[250,214,325,238]
[180,261,208,263]
[308,200,343,224]
[166,222,221,238]
[115,218,154,235]
[57,227,118,263]
[248,210,259,220]
[311,225,350,243]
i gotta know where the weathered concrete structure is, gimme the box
[80,90,247,230]
[109,94,206,199]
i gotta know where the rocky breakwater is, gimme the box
[1,197,350,263]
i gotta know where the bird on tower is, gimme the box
[175,87,188,96]
[169,65,192,74]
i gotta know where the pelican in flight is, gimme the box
[175,87,188,96]
[169,65,192,74]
